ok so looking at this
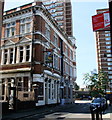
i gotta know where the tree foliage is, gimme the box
[83,70,108,97]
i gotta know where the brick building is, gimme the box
[0,1,4,41]
[42,0,73,36]
[0,2,76,110]
[93,9,112,91]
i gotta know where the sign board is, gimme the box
[45,51,53,63]
[92,11,110,31]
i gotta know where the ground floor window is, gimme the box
[23,77,28,91]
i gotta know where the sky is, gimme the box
[4,0,108,88]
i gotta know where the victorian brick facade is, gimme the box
[0,1,4,42]
[0,2,76,110]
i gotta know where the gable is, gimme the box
[17,37,32,44]
[2,40,15,47]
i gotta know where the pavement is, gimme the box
[1,100,112,120]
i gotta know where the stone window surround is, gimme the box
[0,76,31,101]
[45,79,59,100]
[5,21,16,38]
[1,44,32,65]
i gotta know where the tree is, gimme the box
[83,70,108,97]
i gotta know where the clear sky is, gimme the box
[4,0,108,88]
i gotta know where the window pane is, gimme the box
[10,48,13,64]
[20,25,25,34]
[4,49,8,64]
[26,23,31,33]
[26,45,30,61]
[23,77,28,91]
[20,47,23,62]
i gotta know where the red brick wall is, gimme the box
[1,24,5,38]
[35,15,45,34]
[1,63,30,70]
[16,20,20,36]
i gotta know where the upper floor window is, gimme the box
[10,48,13,64]
[54,33,58,47]
[20,46,23,62]
[20,17,31,34]
[26,45,30,61]
[4,49,8,64]
[65,45,69,56]
[105,37,110,41]
[56,17,63,21]
[45,24,50,39]
[54,54,59,70]
[1,45,31,65]
[70,50,73,60]
[55,7,63,11]
[20,24,25,34]
[70,66,73,77]
[5,21,16,37]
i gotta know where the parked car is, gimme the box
[78,95,92,100]
[90,97,107,112]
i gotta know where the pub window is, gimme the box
[38,83,43,95]
[20,46,23,62]
[52,83,54,100]
[23,77,28,91]
[4,49,8,64]
[49,83,51,99]
[26,45,30,61]
[2,79,5,99]
[54,81,56,99]
[10,48,13,64]
[18,78,22,91]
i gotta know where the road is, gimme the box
[19,100,112,120]
[20,100,92,120]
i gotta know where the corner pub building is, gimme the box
[0,2,76,110]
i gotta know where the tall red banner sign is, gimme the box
[92,11,110,31]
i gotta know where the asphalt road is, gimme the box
[20,100,92,120]
[18,100,111,120]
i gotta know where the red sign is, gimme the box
[92,11,110,31]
